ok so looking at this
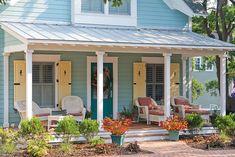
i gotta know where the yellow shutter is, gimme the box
[170,63,180,97]
[58,61,72,107]
[14,60,26,105]
[133,63,146,100]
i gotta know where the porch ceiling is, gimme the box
[1,22,235,55]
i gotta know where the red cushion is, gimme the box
[138,97,154,109]
[185,109,210,115]
[35,113,50,117]
[67,112,82,116]
[174,98,191,107]
[149,110,173,116]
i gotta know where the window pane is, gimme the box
[109,0,131,15]
[82,0,104,13]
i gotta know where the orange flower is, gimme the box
[160,116,188,131]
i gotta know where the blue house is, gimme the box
[0,0,234,127]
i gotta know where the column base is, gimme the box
[3,123,9,128]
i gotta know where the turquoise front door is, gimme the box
[91,63,113,119]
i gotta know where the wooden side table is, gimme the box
[47,115,64,130]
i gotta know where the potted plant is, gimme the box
[102,118,132,146]
[160,116,188,141]
[119,107,134,120]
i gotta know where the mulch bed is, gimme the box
[181,134,235,150]
[2,142,153,157]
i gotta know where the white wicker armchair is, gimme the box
[62,96,86,121]
[14,100,52,121]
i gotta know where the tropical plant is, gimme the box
[79,119,99,143]
[160,116,188,131]
[186,114,204,130]
[19,117,44,138]
[55,116,80,143]
[119,107,134,120]
[102,118,132,135]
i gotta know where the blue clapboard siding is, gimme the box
[0,0,71,23]
[5,51,183,126]
[137,0,189,29]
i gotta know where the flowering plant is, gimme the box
[160,116,188,131]
[102,118,132,135]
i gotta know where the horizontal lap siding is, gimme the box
[138,0,189,29]
[0,0,70,23]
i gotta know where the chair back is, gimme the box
[62,96,84,114]
[14,100,44,115]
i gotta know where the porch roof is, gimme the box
[1,22,235,51]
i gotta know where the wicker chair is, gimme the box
[62,96,86,122]
[14,100,52,122]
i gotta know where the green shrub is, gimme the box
[79,119,99,143]
[27,135,51,157]
[19,117,44,137]
[55,116,79,143]
[186,113,203,130]
[59,142,74,154]
[0,141,17,154]
[214,114,235,137]
[90,136,105,146]
[0,128,18,155]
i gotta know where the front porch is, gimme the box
[1,22,234,127]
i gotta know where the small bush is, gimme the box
[27,135,51,157]
[0,141,17,154]
[19,117,44,137]
[186,114,203,130]
[79,119,99,143]
[59,142,74,154]
[0,128,18,155]
[214,114,235,137]
[55,116,79,143]
[90,136,105,146]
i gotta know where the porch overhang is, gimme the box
[1,22,235,56]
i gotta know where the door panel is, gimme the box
[91,63,113,119]
[170,63,180,97]
[14,60,26,106]
[133,63,146,100]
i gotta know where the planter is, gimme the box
[169,131,180,141]
[111,134,125,146]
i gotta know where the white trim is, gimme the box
[31,54,60,110]
[220,54,226,116]
[87,56,118,119]
[182,56,187,97]
[4,44,27,53]
[188,57,192,101]
[72,0,137,26]
[142,57,164,64]
[3,53,10,127]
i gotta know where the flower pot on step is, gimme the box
[111,134,125,146]
[169,131,180,141]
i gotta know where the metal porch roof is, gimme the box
[1,22,235,50]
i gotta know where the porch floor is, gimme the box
[129,121,163,131]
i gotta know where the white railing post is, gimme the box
[163,53,172,119]
[3,53,10,127]
[25,49,34,119]
[220,53,226,116]
[96,51,105,123]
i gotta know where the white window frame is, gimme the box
[72,0,137,26]
[27,54,61,110]
[194,57,214,72]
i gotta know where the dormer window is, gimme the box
[72,0,137,26]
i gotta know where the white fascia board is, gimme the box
[28,39,235,51]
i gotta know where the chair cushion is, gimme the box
[67,112,83,116]
[185,109,210,115]
[174,98,191,107]
[35,113,50,117]
[149,110,173,116]
[138,97,155,109]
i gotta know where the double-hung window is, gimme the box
[73,0,137,26]
[194,57,214,71]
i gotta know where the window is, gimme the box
[109,0,131,15]
[73,0,137,26]
[33,62,55,108]
[146,64,164,103]
[194,57,214,71]
[194,57,201,71]
[81,0,104,13]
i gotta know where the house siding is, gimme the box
[4,51,183,126]
[137,0,189,29]
[0,0,71,23]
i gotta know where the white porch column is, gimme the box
[25,50,34,119]
[182,56,187,97]
[220,54,226,116]
[3,53,10,127]
[163,53,172,118]
[188,57,193,101]
[96,51,105,122]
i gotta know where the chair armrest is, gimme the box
[39,108,52,115]
[136,106,149,115]
[190,104,201,109]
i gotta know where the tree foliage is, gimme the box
[192,79,204,101]
[205,80,219,96]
